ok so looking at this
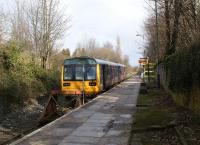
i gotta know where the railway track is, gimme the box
[0,94,96,145]
[0,127,37,145]
[0,129,18,145]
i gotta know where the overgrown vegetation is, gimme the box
[144,0,200,112]
[164,41,200,112]
[0,41,60,112]
[129,86,200,145]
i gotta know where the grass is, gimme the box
[129,85,200,145]
[139,134,161,145]
[134,88,174,128]
[129,87,175,145]
[137,89,161,105]
[132,106,174,144]
[134,108,173,128]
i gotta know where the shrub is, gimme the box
[0,41,60,110]
[164,41,200,107]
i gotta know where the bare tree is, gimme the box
[0,14,4,45]
[0,9,8,45]
[168,0,182,54]
[87,38,97,57]
[164,0,171,53]
[10,0,31,50]
[115,36,122,62]
[145,0,188,57]
[73,37,129,65]
[26,0,70,69]
[51,48,70,69]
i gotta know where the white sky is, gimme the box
[0,0,149,66]
[64,0,148,66]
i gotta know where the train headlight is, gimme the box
[89,82,96,86]
[63,83,70,86]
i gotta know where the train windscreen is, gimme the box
[64,66,73,80]
[85,66,96,80]
[75,66,84,80]
[64,65,96,81]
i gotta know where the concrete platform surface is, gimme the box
[10,76,141,145]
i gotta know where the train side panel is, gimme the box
[100,65,125,90]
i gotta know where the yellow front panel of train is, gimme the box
[62,81,100,95]
[61,64,101,95]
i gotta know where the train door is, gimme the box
[100,65,104,91]
[102,65,107,90]
[119,66,122,82]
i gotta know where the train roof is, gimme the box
[64,56,125,67]
[94,58,125,67]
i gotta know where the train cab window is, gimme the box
[85,66,96,80]
[64,66,73,80]
[75,66,84,80]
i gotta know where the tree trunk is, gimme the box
[168,0,182,55]
[164,0,171,54]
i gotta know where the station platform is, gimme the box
[11,76,141,145]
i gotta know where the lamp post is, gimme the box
[136,34,145,40]
[138,0,160,87]
[136,34,146,57]
[138,47,147,57]
[155,0,160,88]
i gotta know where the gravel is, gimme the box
[0,100,45,134]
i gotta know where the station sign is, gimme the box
[139,58,148,65]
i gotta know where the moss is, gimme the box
[137,89,161,105]
[134,108,173,128]
[134,89,174,128]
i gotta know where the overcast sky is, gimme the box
[63,0,148,66]
[0,0,149,66]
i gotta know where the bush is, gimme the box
[164,41,200,107]
[33,66,60,93]
[0,41,60,111]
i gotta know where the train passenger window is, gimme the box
[75,66,84,80]
[64,66,73,80]
[86,66,96,80]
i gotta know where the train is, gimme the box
[61,56,126,97]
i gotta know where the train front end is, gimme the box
[61,57,101,97]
